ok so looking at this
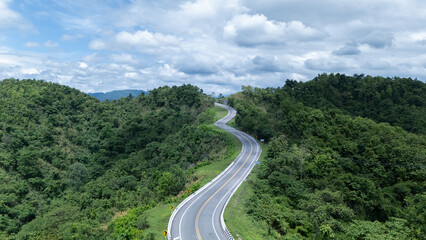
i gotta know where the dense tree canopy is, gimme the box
[1,75,424,239]
[282,74,426,134]
[228,75,425,239]
[0,79,229,239]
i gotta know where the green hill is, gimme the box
[226,75,426,239]
[0,79,229,239]
[281,74,426,134]
[2,76,424,239]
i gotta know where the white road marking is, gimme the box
[212,135,261,239]
[178,141,246,239]
[211,133,249,239]
[170,104,261,240]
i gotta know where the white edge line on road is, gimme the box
[177,134,245,239]
[212,133,262,239]
[168,103,261,240]
[167,105,242,239]
[219,136,262,239]
[178,146,244,240]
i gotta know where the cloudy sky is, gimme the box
[1,0,426,94]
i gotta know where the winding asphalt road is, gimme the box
[168,103,262,240]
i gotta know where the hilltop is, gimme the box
[225,74,426,239]
[1,75,424,239]
[0,79,229,239]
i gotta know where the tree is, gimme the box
[67,162,89,190]
[16,147,41,179]
[300,189,354,239]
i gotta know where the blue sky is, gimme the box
[1,0,426,94]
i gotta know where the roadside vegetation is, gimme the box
[0,79,238,239]
[224,143,269,240]
[225,74,425,239]
[125,105,242,239]
[2,74,424,240]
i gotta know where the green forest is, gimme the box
[281,74,426,135]
[1,75,425,240]
[226,74,425,239]
[0,79,231,239]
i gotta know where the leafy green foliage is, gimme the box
[0,79,229,239]
[282,74,426,134]
[108,207,150,240]
[228,76,426,239]
[343,218,411,240]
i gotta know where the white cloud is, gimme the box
[2,0,426,95]
[224,14,324,46]
[79,62,88,69]
[111,53,136,63]
[124,72,138,78]
[333,43,361,56]
[304,57,350,72]
[21,68,40,75]
[409,31,426,42]
[290,73,308,81]
[62,34,83,41]
[175,54,219,75]
[172,0,245,29]
[89,39,107,50]
[159,64,184,78]
[89,30,179,53]
[44,40,59,48]
[25,42,39,48]
[115,30,179,47]
[179,0,217,19]
[56,74,73,85]
[0,52,42,67]
[0,0,33,30]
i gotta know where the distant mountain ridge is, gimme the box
[88,89,146,101]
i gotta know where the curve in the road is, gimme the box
[168,103,261,240]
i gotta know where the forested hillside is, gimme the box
[227,76,425,239]
[0,79,229,239]
[282,74,426,134]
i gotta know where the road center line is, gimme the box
[212,135,261,239]
[177,137,246,239]
[195,132,254,240]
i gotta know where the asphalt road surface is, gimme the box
[168,103,262,240]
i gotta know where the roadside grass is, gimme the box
[138,103,270,240]
[214,103,237,128]
[224,143,270,240]
[227,118,237,128]
[213,105,228,121]
[136,104,243,239]
[139,201,178,238]
[195,125,242,187]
